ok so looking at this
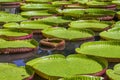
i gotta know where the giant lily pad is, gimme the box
[69,0,89,4]
[0,12,27,23]
[25,0,53,3]
[0,63,29,80]
[85,9,115,17]
[0,29,32,40]
[69,20,109,31]
[58,9,85,18]
[100,28,120,40]
[26,54,107,79]
[21,11,53,17]
[86,1,113,8]
[42,27,94,40]
[37,16,71,25]
[76,41,120,58]
[59,75,104,80]
[52,1,72,6]
[0,39,38,54]
[106,63,120,80]
[0,0,21,2]
[21,3,55,10]
[3,21,52,31]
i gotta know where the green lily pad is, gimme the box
[21,11,53,17]
[42,27,94,40]
[25,0,53,3]
[58,9,85,18]
[85,9,115,17]
[21,3,55,10]
[76,41,120,58]
[0,12,27,23]
[0,29,30,37]
[69,20,109,31]
[106,63,120,80]
[37,16,71,25]
[0,63,29,80]
[52,1,72,6]
[59,75,104,80]
[26,54,107,79]
[0,39,38,48]
[100,28,120,40]
[0,0,21,2]
[87,1,112,7]
[70,0,89,4]
[3,22,52,30]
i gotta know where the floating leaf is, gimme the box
[106,63,120,80]
[0,12,27,23]
[0,0,21,2]
[0,63,29,80]
[37,16,71,25]
[21,11,53,17]
[0,39,38,54]
[3,21,51,30]
[25,0,53,3]
[69,20,109,31]
[76,41,120,58]
[59,75,104,80]
[0,39,38,49]
[21,3,55,10]
[100,28,120,40]
[87,1,113,8]
[26,54,107,79]
[42,27,94,40]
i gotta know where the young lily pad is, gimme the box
[69,20,109,31]
[0,39,38,54]
[42,27,94,40]
[26,54,107,79]
[106,63,120,80]
[59,75,104,80]
[76,41,120,58]
[21,11,53,17]
[21,3,55,10]
[0,63,29,80]
[100,28,120,40]
[0,12,27,23]
[3,21,52,31]
[0,0,21,2]
[37,16,71,25]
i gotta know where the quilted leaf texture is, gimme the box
[100,28,120,40]
[26,54,107,79]
[76,41,120,58]
[21,3,55,10]
[106,63,120,80]
[59,75,104,80]
[0,39,38,48]
[0,0,21,2]
[42,27,94,40]
[69,20,109,31]
[0,12,27,23]
[3,21,51,30]
[0,63,29,80]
